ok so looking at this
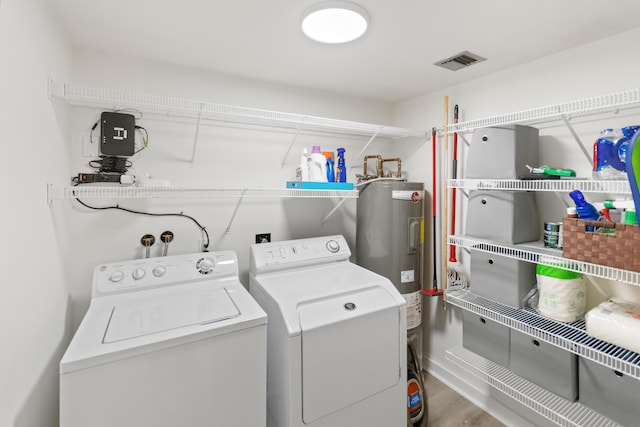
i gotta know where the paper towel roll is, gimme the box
[538,274,586,322]
[585,298,640,354]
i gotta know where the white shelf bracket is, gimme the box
[321,198,348,224]
[47,182,60,204]
[349,127,381,169]
[461,133,470,147]
[225,188,247,233]
[280,129,301,169]
[190,103,204,163]
[560,114,592,164]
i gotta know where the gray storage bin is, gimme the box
[466,190,539,244]
[462,310,510,367]
[509,329,578,401]
[470,250,536,308]
[466,124,539,179]
[579,357,640,427]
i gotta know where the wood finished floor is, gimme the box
[424,371,505,427]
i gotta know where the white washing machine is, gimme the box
[60,251,267,427]
[249,235,407,427]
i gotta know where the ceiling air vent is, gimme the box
[435,51,486,71]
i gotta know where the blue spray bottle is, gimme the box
[336,148,347,182]
[569,190,600,231]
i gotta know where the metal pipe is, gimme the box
[382,157,402,178]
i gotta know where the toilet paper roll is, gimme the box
[537,268,586,322]
[585,298,640,354]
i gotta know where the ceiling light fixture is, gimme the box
[301,1,369,44]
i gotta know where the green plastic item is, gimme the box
[536,264,582,280]
[627,130,640,215]
[527,165,576,177]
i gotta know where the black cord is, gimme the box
[72,186,210,251]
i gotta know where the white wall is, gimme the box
[393,26,640,425]
[0,0,72,426]
[64,49,406,328]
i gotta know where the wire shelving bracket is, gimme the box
[447,88,640,134]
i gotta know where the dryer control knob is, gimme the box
[152,266,166,277]
[109,270,125,282]
[132,267,146,280]
[197,258,215,275]
[326,240,340,253]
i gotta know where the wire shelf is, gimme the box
[446,346,621,427]
[448,179,630,194]
[50,82,426,139]
[448,88,640,133]
[449,235,640,286]
[447,290,640,381]
[47,184,359,202]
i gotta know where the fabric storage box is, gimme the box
[562,217,640,272]
[579,357,640,427]
[509,329,578,401]
[470,250,536,308]
[466,190,539,244]
[462,310,510,367]
[466,124,539,179]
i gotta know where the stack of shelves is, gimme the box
[445,88,640,427]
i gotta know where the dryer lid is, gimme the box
[103,287,240,343]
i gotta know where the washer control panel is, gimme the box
[93,251,238,296]
[250,234,351,274]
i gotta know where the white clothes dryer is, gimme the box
[249,235,407,427]
[60,251,267,427]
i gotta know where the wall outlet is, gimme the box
[255,233,271,244]
[83,133,99,157]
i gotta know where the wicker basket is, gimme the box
[562,217,640,272]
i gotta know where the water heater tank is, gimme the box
[356,181,425,321]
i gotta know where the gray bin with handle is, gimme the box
[579,357,640,426]
[462,310,510,367]
[509,329,578,401]
[466,124,539,179]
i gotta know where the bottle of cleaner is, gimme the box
[407,342,426,426]
[593,128,625,179]
[308,146,327,182]
[323,151,335,182]
[569,190,600,231]
[336,147,347,182]
[615,125,640,169]
[295,149,310,181]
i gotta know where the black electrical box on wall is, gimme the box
[100,111,135,156]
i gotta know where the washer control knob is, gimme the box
[326,240,340,253]
[152,266,166,277]
[197,258,215,275]
[109,270,125,282]
[132,267,146,280]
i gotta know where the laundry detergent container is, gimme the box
[579,357,640,426]
[466,124,539,179]
[470,250,536,308]
[466,190,539,244]
[509,330,578,401]
[462,310,510,367]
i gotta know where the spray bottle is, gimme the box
[336,147,347,182]
[569,190,600,231]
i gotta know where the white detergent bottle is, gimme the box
[296,149,309,181]
[308,145,328,182]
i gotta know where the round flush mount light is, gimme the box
[301,1,370,44]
